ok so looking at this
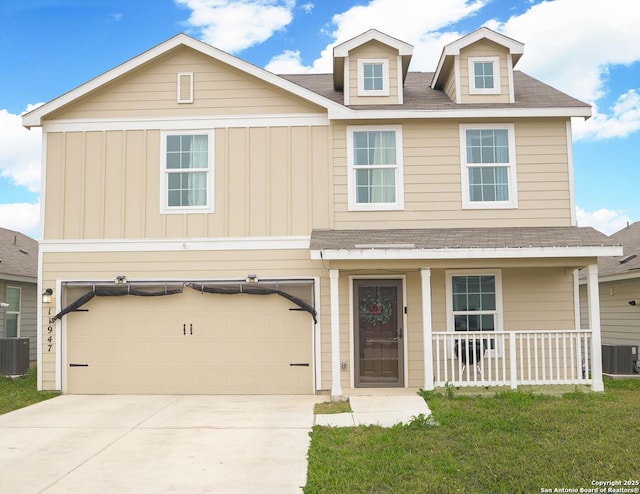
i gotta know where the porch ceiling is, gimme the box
[310,226,622,260]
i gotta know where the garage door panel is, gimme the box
[66,289,314,394]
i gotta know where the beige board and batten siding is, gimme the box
[332,118,573,229]
[43,125,331,240]
[48,46,326,120]
[40,248,324,392]
[459,39,511,104]
[347,40,400,105]
[579,279,640,347]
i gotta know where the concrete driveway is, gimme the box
[0,394,321,494]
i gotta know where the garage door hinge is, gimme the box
[289,363,310,367]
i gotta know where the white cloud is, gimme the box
[265,0,640,141]
[267,0,486,73]
[576,206,631,235]
[0,202,40,239]
[574,90,640,140]
[175,0,295,53]
[0,106,42,193]
[488,0,640,141]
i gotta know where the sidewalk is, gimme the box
[315,395,430,427]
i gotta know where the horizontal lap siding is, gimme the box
[580,279,640,347]
[459,40,511,104]
[51,47,323,119]
[348,41,399,105]
[326,262,576,392]
[44,126,330,240]
[333,118,572,229]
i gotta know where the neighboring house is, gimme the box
[580,222,640,350]
[23,27,621,396]
[0,227,38,362]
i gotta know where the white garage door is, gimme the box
[64,287,314,394]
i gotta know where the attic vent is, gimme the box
[619,254,637,264]
[177,72,194,103]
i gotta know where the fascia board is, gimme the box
[0,274,37,284]
[23,34,344,128]
[311,245,623,261]
[39,236,311,253]
[328,106,592,120]
[334,29,413,57]
[578,271,640,285]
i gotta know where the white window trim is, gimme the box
[6,286,21,337]
[445,269,503,358]
[357,59,390,97]
[160,130,215,214]
[177,72,194,103]
[459,123,518,209]
[468,56,501,95]
[347,125,404,211]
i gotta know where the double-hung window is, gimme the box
[447,271,502,355]
[468,56,500,94]
[5,287,21,338]
[347,126,404,210]
[161,132,213,213]
[460,124,517,209]
[357,59,389,96]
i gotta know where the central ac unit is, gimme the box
[0,338,30,376]
[601,344,639,375]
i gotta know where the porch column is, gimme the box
[329,269,343,398]
[421,268,435,390]
[587,263,604,392]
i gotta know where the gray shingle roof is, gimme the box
[310,226,616,251]
[0,227,38,280]
[597,222,640,278]
[280,71,589,111]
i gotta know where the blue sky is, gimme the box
[1,0,639,239]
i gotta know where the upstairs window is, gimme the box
[460,124,517,209]
[347,126,404,210]
[161,132,213,214]
[469,56,501,95]
[357,59,389,96]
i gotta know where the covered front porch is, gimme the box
[310,227,622,397]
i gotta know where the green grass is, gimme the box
[315,399,352,414]
[0,367,59,415]
[305,379,640,493]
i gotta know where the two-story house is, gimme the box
[23,27,620,397]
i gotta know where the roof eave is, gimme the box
[327,106,592,120]
[311,245,623,261]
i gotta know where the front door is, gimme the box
[354,279,404,387]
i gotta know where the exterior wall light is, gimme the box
[42,288,53,304]
[115,275,128,284]
[246,274,258,283]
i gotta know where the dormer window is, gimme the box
[469,56,500,95]
[358,59,389,96]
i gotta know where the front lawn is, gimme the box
[0,367,59,415]
[305,379,640,493]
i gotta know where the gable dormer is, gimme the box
[431,27,524,104]
[333,29,413,106]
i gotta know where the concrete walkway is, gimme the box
[315,395,431,427]
[0,395,320,494]
[0,393,430,493]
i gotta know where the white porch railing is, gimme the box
[432,330,593,389]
